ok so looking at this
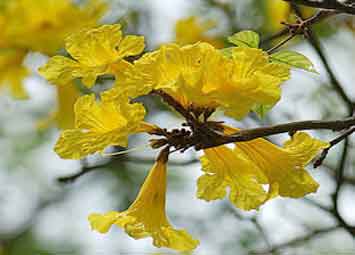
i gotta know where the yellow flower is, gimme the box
[37,84,81,130]
[175,16,223,48]
[2,0,106,54]
[54,93,153,159]
[264,0,315,32]
[235,131,329,198]
[113,42,290,119]
[39,24,144,88]
[89,150,199,251]
[197,126,329,209]
[203,47,290,119]
[0,49,29,99]
[265,0,290,32]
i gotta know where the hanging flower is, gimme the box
[89,149,199,251]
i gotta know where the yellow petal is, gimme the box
[157,227,200,251]
[107,51,159,100]
[198,146,268,210]
[89,211,120,233]
[236,132,329,198]
[54,94,146,159]
[65,24,122,67]
[54,129,127,159]
[74,94,126,131]
[38,56,79,85]
[211,47,289,119]
[196,172,227,201]
[117,35,145,58]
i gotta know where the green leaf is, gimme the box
[227,31,260,48]
[220,47,234,58]
[270,50,318,73]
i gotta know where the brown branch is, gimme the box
[151,89,194,122]
[332,138,354,232]
[284,0,355,15]
[314,127,355,168]
[261,9,337,45]
[266,34,295,54]
[199,116,355,149]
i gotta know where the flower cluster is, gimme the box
[0,0,106,129]
[39,24,329,251]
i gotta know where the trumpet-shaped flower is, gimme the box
[175,16,223,48]
[89,151,199,251]
[1,0,106,54]
[39,24,144,87]
[113,42,290,119]
[0,49,29,99]
[197,127,329,209]
[54,93,153,159]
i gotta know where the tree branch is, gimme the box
[314,127,355,168]
[200,116,355,149]
[57,156,199,183]
[284,0,355,14]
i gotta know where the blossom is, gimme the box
[265,0,290,32]
[197,126,329,210]
[54,93,154,159]
[175,16,223,48]
[112,42,290,120]
[1,0,106,54]
[264,0,315,32]
[89,150,199,251]
[203,47,290,119]
[38,24,144,87]
[0,49,29,99]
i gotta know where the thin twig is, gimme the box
[261,9,337,45]
[314,127,355,168]
[284,0,355,15]
[291,4,354,114]
[57,157,199,183]
[266,34,295,54]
